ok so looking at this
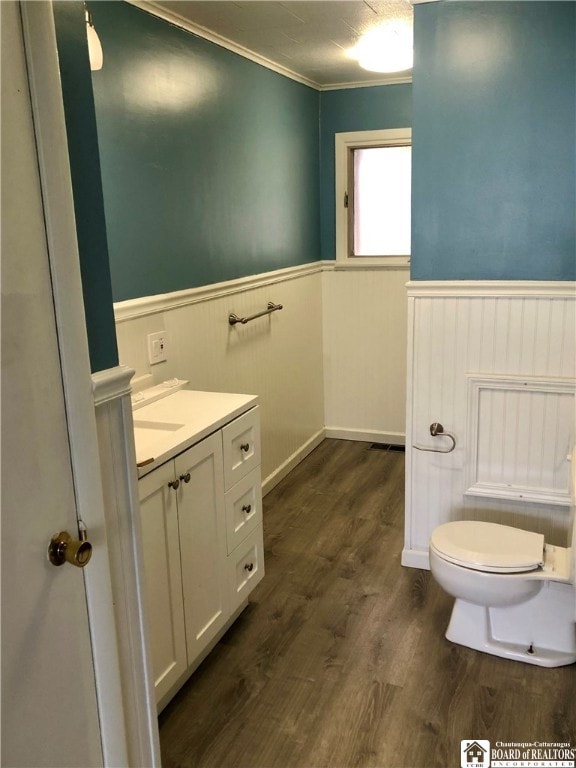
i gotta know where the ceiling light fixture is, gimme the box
[85,7,103,71]
[349,22,413,73]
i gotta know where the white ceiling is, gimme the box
[146,1,414,88]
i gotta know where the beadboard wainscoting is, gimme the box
[403,282,576,570]
[114,261,410,495]
[322,264,409,444]
[114,265,325,493]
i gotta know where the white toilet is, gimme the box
[429,453,576,667]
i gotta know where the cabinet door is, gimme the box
[139,462,187,704]
[175,433,228,664]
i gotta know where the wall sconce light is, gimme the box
[85,6,103,71]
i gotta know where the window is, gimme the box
[335,128,411,265]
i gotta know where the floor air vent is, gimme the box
[369,443,405,452]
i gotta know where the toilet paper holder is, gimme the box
[413,422,456,453]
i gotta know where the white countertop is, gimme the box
[133,389,258,478]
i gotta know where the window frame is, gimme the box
[335,128,412,267]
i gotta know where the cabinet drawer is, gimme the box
[222,407,260,490]
[228,525,265,614]
[225,468,262,554]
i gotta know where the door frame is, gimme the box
[19,3,159,765]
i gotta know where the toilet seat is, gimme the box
[431,521,544,573]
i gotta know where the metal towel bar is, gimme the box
[229,302,283,326]
[413,422,456,454]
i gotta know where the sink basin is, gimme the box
[133,420,185,432]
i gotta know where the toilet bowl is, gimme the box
[429,456,576,667]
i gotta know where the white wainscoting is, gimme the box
[322,264,409,444]
[403,282,576,569]
[114,264,326,492]
[115,261,410,493]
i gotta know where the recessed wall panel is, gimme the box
[465,375,575,506]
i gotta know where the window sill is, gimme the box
[333,256,410,271]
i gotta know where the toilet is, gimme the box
[429,452,576,667]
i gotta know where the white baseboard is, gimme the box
[401,548,430,570]
[324,427,405,445]
[262,429,325,496]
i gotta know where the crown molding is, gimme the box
[320,74,412,91]
[126,0,319,89]
[125,0,412,92]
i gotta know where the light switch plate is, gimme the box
[147,331,168,365]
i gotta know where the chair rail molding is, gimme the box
[407,280,576,299]
[92,365,135,405]
[114,262,326,322]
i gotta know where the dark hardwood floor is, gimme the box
[159,439,576,768]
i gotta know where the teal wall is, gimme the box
[53,2,118,372]
[89,2,320,302]
[55,0,575,371]
[319,85,412,261]
[411,1,576,281]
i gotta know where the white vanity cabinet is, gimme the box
[135,395,264,710]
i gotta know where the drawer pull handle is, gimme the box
[168,479,180,490]
[242,504,252,514]
[240,443,250,453]
[180,472,191,483]
[244,562,254,572]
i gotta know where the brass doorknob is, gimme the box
[48,530,92,568]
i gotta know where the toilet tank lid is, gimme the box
[431,521,545,571]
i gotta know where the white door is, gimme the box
[2,3,103,765]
